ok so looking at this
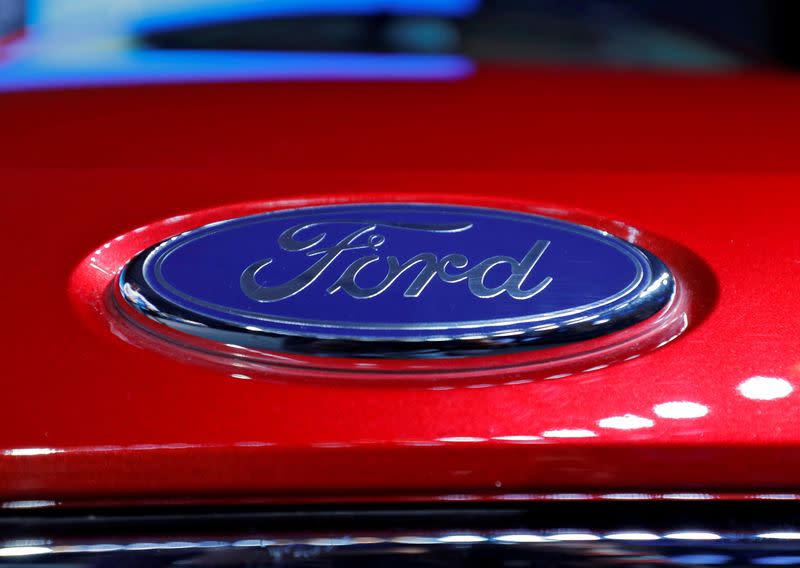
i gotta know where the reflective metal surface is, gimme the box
[119,204,674,358]
[5,502,800,567]
[7,534,795,567]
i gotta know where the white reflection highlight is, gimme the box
[544,373,573,380]
[653,401,709,419]
[492,435,542,442]
[541,429,597,438]
[759,533,800,540]
[738,377,794,400]
[496,494,538,500]
[755,494,800,500]
[164,214,190,224]
[597,414,654,430]
[2,500,56,509]
[125,543,164,550]
[440,494,481,501]
[662,493,714,500]
[494,534,546,543]
[2,448,61,456]
[437,437,487,443]
[438,535,488,543]
[664,532,722,540]
[194,541,228,549]
[150,542,198,549]
[601,493,652,500]
[545,494,591,500]
[0,547,52,557]
[604,532,660,541]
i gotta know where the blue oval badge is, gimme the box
[120,203,674,357]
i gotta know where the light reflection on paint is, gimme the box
[602,493,652,500]
[2,448,61,456]
[1,500,57,509]
[541,429,597,439]
[755,494,800,500]
[545,493,592,500]
[738,376,794,401]
[662,493,714,500]
[597,414,654,430]
[653,401,709,419]
[492,435,542,442]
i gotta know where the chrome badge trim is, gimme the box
[119,203,674,358]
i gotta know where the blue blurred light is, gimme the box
[135,0,480,33]
[755,558,800,566]
[27,0,480,35]
[670,555,732,565]
[0,50,473,92]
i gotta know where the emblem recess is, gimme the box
[119,203,674,358]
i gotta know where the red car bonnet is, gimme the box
[2,66,800,506]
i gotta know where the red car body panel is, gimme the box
[2,66,800,506]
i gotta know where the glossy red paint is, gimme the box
[2,66,800,506]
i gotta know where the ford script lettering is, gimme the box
[239,222,552,302]
[121,203,674,357]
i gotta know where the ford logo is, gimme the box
[120,203,674,358]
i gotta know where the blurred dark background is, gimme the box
[3,0,800,92]
[134,1,800,71]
